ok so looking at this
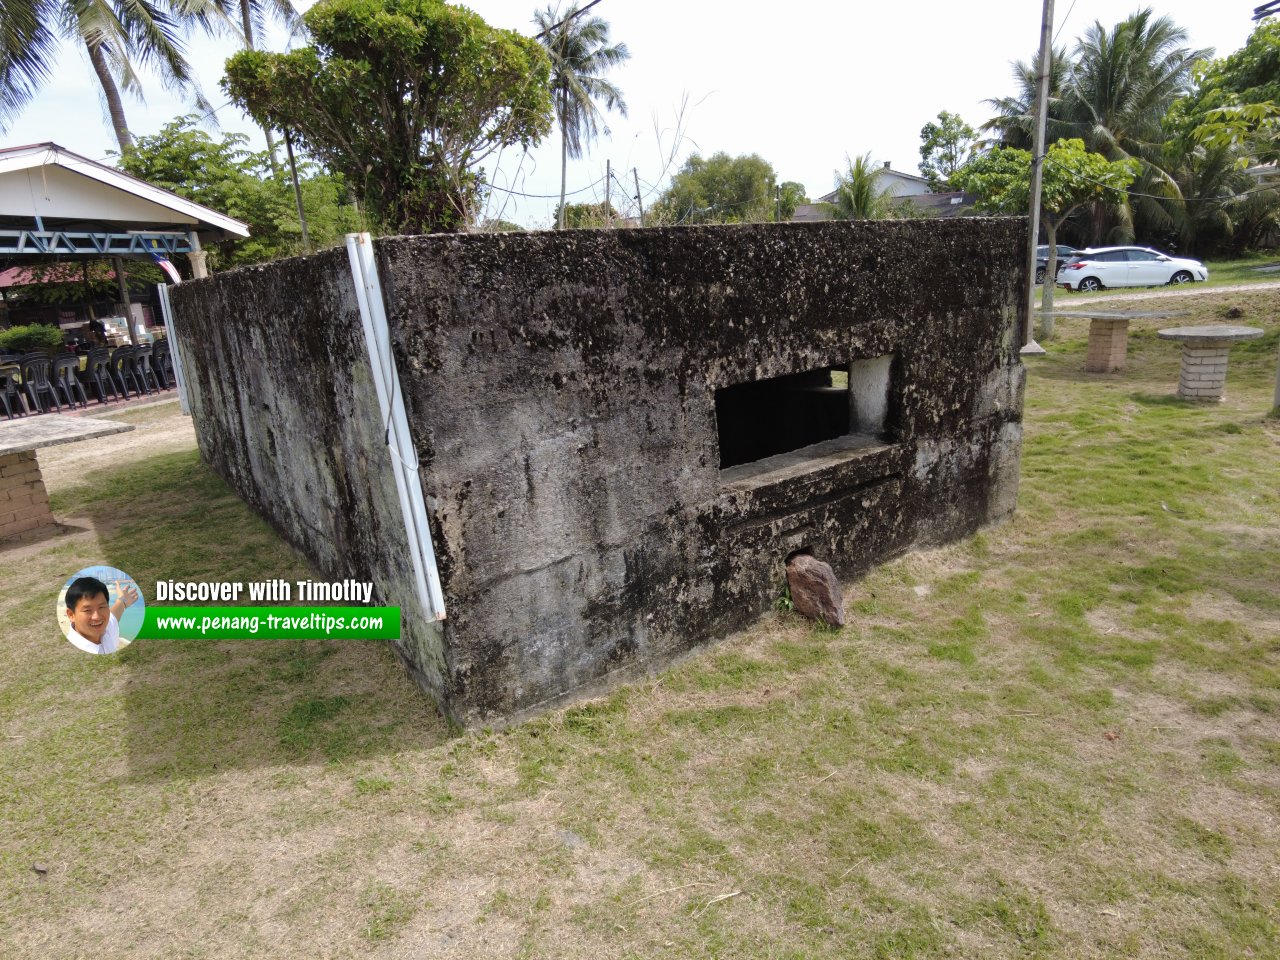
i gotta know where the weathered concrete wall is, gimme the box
[169,250,447,699]
[376,218,1025,723]
[173,219,1025,726]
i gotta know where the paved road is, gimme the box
[1053,280,1280,306]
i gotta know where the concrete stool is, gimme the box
[1157,325,1264,402]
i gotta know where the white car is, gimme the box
[1058,246,1209,292]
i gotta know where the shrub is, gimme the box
[0,323,66,355]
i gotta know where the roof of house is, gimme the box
[0,142,249,239]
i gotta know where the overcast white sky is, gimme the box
[6,1,1261,229]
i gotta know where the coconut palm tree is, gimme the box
[0,0,224,154]
[1063,9,1209,243]
[828,153,894,220]
[1065,10,1207,165]
[981,46,1071,150]
[533,3,629,229]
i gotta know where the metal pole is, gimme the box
[633,168,645,227]
[605,159,612,228]
[1023,0,1055,354]
[775,185,781,222]
[285,130,312,254]
[112,255,138,346]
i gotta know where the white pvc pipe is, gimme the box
[155,282,190,416]
[344,233,447,621]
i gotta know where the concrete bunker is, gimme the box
[170,218,1027,726]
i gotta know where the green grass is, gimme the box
[1,291,1278,958]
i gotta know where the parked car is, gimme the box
[1035,244,1080,285]
[1058,246,1209,292]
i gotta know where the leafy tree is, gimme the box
[534,3,630,229]
[554,200,619,228]
[919,111,977,187]
[828,153,895,221]
[1178,20,1280,163]
[778,181,807,220]
[211,0,301,169]
[954,138,1138,335]
[476,219,526,232]
[224,0,554,234]
[652,152,782,225]
[0,0,223,152]
[119,116,362,268]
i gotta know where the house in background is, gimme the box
[792,161,976,222]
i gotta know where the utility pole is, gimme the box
[633,168,645,227]
[605,159,612,228]
[284,130,312,255]
[1023,0,1055,354]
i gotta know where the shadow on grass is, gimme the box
[57,447,452,783]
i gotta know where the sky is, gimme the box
[5,1,1262,229]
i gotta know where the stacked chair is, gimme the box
[51,355,89,409]
[0,363,25,418]
[84,348,121,405]
[109,346,141,398]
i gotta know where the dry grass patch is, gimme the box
[2,293,1278,958]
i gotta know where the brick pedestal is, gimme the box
[1085,317,1130,372]
[0,450,54,539]
[1176,342,1232,401]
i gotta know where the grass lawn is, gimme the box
[1,289,1278,958]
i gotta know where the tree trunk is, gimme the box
[87,43,133,155]
[1039,218,1059,340]
[238,0,282,174]
[558,91,568,230]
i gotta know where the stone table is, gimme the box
[0,415,134,539]
[1156,325,1265,401]
[1040,310,1189,373]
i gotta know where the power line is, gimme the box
[485,175,607,200]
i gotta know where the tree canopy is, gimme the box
[918,111,977,187]
[954,138,1138,332]
[119,116,362,269]
[652,152,790,225]
[223,0,554,234]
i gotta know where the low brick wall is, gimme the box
[0,451,53,539]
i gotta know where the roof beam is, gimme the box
[0,229,193,257]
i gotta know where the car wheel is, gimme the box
[1078,277,1102,292]
[1035,267,1046,285]
[1170,271,1193,285]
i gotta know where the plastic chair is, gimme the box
[133,344,160,394]
[19,352,61,414]
[109,346,140,398]
[51,355,89,409]
[84,349,120,404]
[0,364,26,418]
[151,340,173,389]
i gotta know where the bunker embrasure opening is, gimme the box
[714,356,894,470]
